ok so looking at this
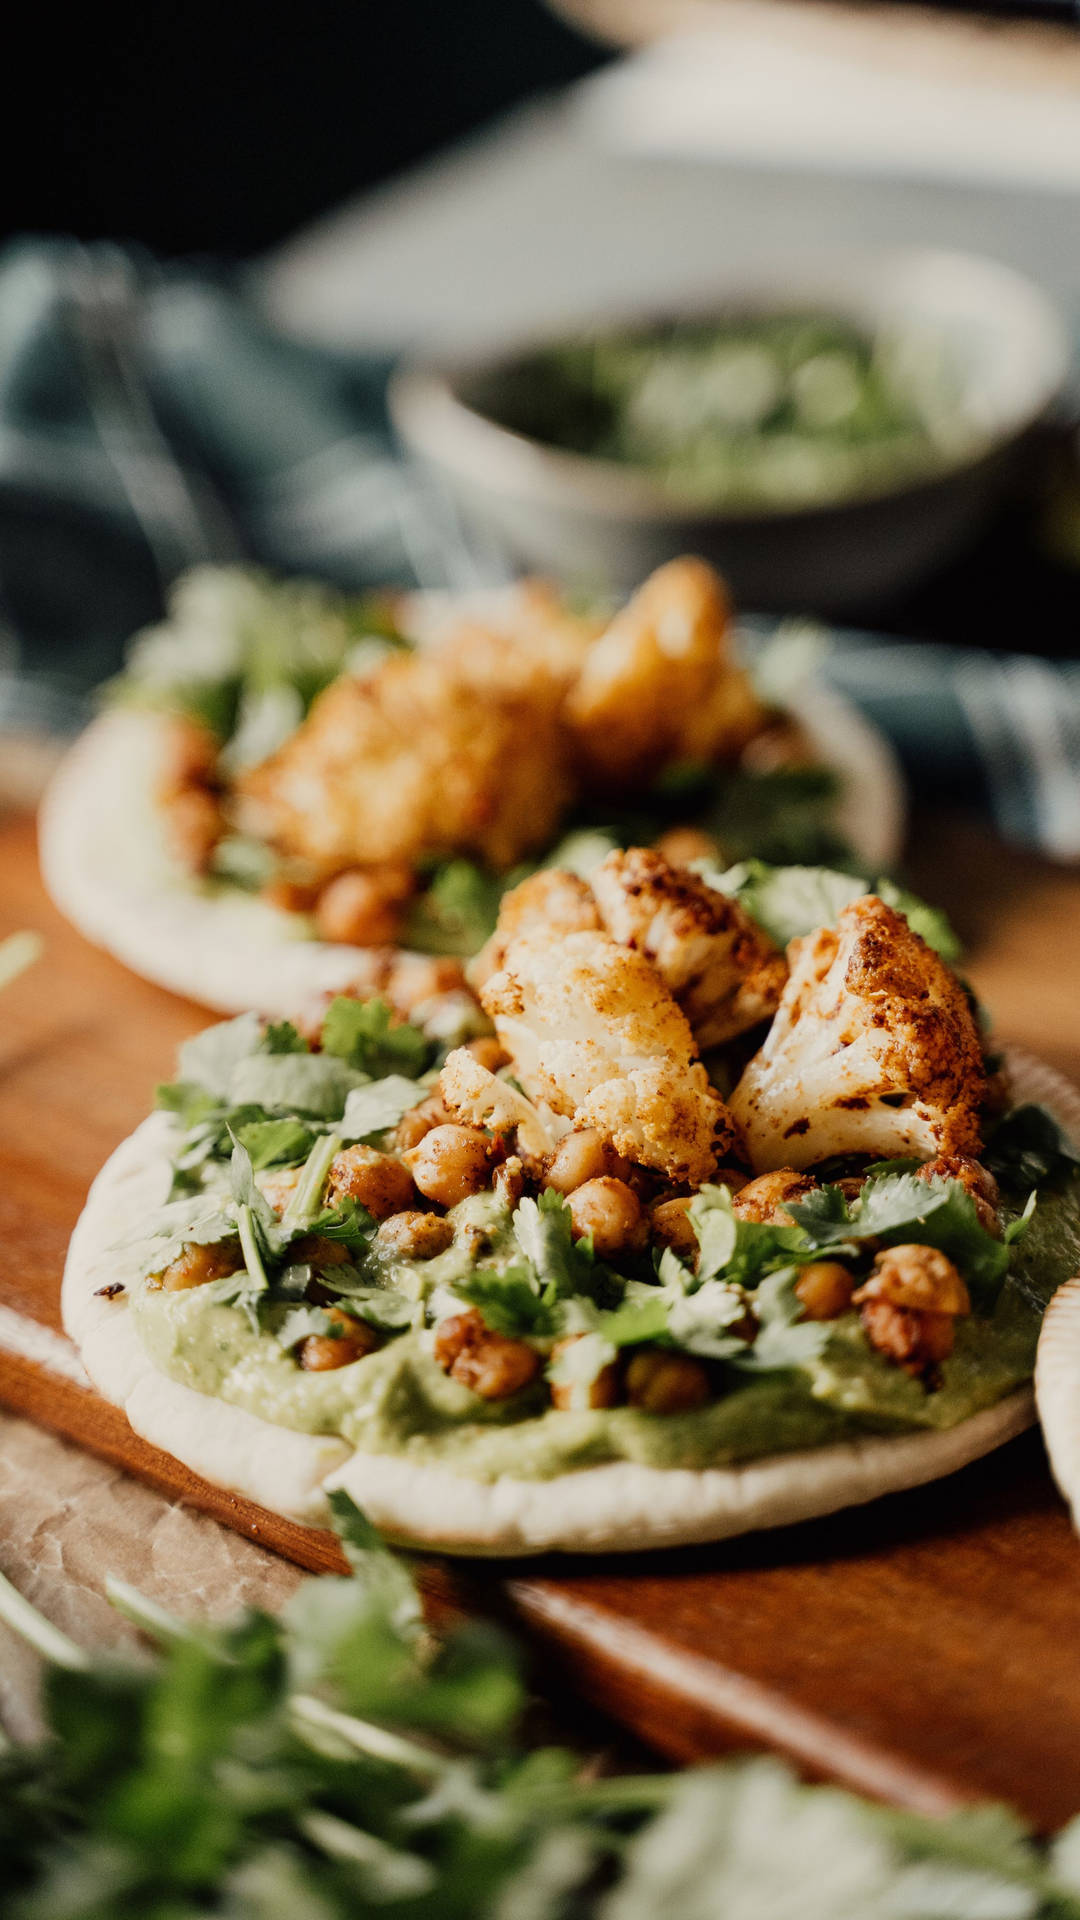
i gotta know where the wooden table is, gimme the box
[3,804,1080,1827]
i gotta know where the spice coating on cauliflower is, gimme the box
[237,627,575,873]
[564,556,764,789]
[469,867,601,990]
[480,927,736,1184]
[590,847,787,1048]
[729,895,987,1172]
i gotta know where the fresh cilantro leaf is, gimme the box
[234,1116,316,1170]
[689,1185,811,1288]
[262,1020,310,1055]
[985,1104,1080,1193]
[729,1268,832,1373]
[512,1190,591,1295]
[597,1295,671,1348]
[455,1267,558,1339]
[229,1050,366,1118]
[276,1305,343,1350]
[787,1170,1017,1309]
[708,860,960,960]
[154,1079,219,1128]
[666,1280,754,1360]
[320,996,432,1079]
[177,1011,264,1098]
[339,1075,426,1142]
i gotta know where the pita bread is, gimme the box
[40,686,903,1019]
[61,1047,1074,1556]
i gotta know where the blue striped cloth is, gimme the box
[1,237,1078,860]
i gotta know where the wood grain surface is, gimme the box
[3,803,1080,1827]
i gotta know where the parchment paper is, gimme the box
[0,1410,304,1740]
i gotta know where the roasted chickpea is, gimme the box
[374,1210,454,1260]
[315,866,413,947]
[650,1196,698,1262]
[795,1262,855,1322]
[153,1238,242,1292]
[404,1125,492,1209]
[261,875,321,916]
[549,1334,621,1412]
[298,1306,381,1372]
[733,1169,817,1226]
[465,1035,511,1074]
[395,1093,451,1152]
[545,1130,631,1196]
[567,1177,648,1257]
[326,1145,416,1219]
[858,1300,956,1377]
[289,1234,353,1270]
[654,826,719,869]
[625,1349,710,1415]
[161,786,223,874]
[433,1308,541,1399]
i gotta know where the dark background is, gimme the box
[6,0,608,262]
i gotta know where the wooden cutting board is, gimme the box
[4,803,1080,1828]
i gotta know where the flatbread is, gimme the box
[61,1047,1074,1557]
[39,686,904,1019]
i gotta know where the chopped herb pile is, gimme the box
[4,1496,1080,1917]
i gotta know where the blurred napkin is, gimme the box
[0,236,1077,858]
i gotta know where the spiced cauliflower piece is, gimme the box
[590,847,787,1047]
[729,895,987,1172]
[480,927,736,1184]
[439,1046,557,1163]
[469,867,602,991]
[237,628,574,873]
[564,557,764,789]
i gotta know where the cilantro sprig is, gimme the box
[4,1495,1080,1917]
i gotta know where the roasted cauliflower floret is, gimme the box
[469,867,601,990]
[480,927,736,1184]
[590,847,787,1047]
[237,635,574,873]
[439,1047,556,1162]
[564,557,764,790]
[729,896,987,1172]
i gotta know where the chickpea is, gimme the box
[433,1309,541,1400]
[465,1035,510,1074]
[396,1093,451,1152]
[625,1348,710,1415]
[733,1169,817,1226]
[152,1238,241,1292]
[544,1129,631,1196]
[299,1306,381,1372]
[549,1334,620,1412]
[403,1125,492,1209]
[858,1300,956,1378]
[375,1210,454,1260]
[261,876,321,916]
[795,1262,855,1322]
[289,1234,353,1270]
[326,1145,416,1220]
[567,1178,647,1258]
[161,786,223,874]
[315,867,413,947]
[654,826,719,870]
[158,716,220,795]
[650,1196,698,1263]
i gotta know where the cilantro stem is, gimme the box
[283,1133,342,1233]
[0,1569,90,1670]
[290,1693,446,1780]
[297,1809,435,1889]
[105,1576,192,1648]
[236,1203,270,1292]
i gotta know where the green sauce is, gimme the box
[129,1176,1080,1485]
